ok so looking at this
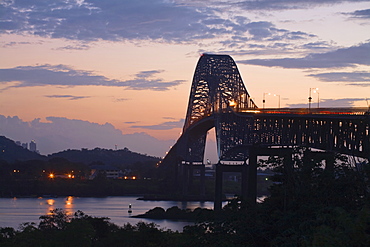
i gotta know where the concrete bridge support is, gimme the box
[214,147,294,211]
[179,162,206,199]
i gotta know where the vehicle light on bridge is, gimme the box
[229,100,237,107]
[242,110,261,113]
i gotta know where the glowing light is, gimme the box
[132,176,136,180]
[242,110,261,113]
[65,196,73,206]
[229,100,236,107]
[47,199,55,206]
[49,173,54,178]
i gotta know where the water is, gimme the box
[0,196,218,232]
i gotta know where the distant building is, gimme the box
[89,165,123,180]
[21,143,28,149]
[29,140,37,152]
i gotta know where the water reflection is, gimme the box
[42,197,75,215]
[177,201,206,210]
[47,199,55,206]
[0,196,218,231]
[65,196,74,215]
[46,199,55,214]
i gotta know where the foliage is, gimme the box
[135,206,214,221]
[1,148,369,246]
[0,209,183,247]
[181,148,370,246]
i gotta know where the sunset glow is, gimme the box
[0,0,369,160]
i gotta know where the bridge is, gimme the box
[160,54,370,210]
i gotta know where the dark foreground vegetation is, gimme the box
[1,148,370,246]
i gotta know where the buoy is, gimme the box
[128,204,132,213]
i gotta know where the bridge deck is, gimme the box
[238,107,369,116]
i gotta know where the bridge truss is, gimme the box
[160,54,370,208]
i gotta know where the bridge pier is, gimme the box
[180,162,189,196]
[246,148,257,206]
[214,147,294,211]
[179,162,206,199]
[200,164,205,197]
[214,160,254,211]
[214,162,223,211]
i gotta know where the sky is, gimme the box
[0,0,369,160]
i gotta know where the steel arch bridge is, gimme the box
[160,54,370,208]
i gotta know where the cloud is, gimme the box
[301,41,333,50]
[307,71,370,84]
[113,98,129,102]
[215,19,319,52]
[345,8,370,19]
[238,42,370,69]
[54,43,91,50]
[2,41,32,48]
[0,0,219,42]
[0,0,347,47]
[123,70,185,91]
[45,94,90,100]
[235,0,369,10]
[286,98,367,108]
[0,114,175,157]
[0,64,183,91]
[131,119,185,130]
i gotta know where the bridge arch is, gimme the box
[184,54,257,131]
[159,54,369,207]
[162,54,370,168]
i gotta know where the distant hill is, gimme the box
[0,136,160,166]
[0,136,45,163]
[48,147,160,166]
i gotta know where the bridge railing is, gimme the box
[236,107,370,115]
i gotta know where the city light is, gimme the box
[273,94,280,109]
[229,100,236,107]
[309,87,319,110]
[262,92,270,109]
[263,93,280,108]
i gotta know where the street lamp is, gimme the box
[263,92,270,109]
[312,89,319,108]
[274,94,280,108]
[309,88,318,110]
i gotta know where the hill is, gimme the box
[48,147,160,166]
[0,136,45,163]
[0,136,160,166]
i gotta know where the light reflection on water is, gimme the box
[0,196,221,232]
